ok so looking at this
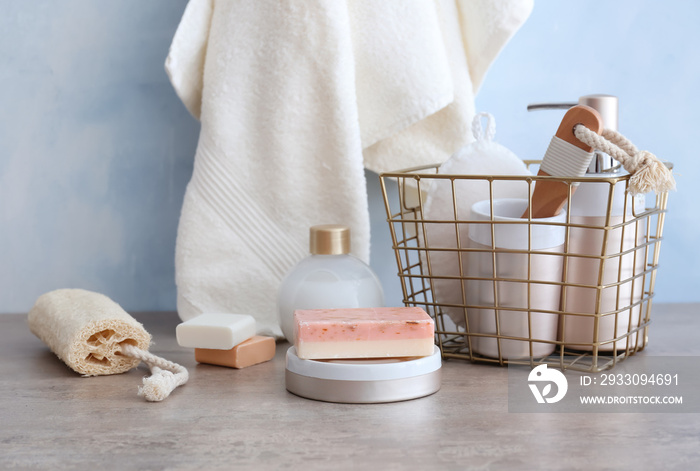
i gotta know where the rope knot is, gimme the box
[631,150,653,170]
[628,151,676,196]
[574,125,676,195]
[139,368,180,402]
[119,344,188,402]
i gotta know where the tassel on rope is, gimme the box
[120,344,189,402]
[573,125,676,195]
[626,150,676,195]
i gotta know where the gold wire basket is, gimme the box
[379,162,670,372]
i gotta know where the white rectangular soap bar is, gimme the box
[176,313,256,350]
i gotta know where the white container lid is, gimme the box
[469,198,567,250]
[285,346,442,403]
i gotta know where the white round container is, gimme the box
[285,346,442,403]
[466,198,566,359]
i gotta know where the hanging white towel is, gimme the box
[166,0,533,338]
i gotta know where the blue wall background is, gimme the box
[1,0,697,313]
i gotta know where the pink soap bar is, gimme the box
[294,307,434,360]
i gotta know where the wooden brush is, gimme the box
[522,105,604,219]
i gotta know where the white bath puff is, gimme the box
[422,113,531,327]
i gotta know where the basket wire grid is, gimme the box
[379,162,670,372]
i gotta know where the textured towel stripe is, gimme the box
[195,141,307,268]
[196,155,304,277]
[195,159,299,278]
[197,172,293,279]
[201,156,307,270]
[540,136,594,182]
[192,139,307,278]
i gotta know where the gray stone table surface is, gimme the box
[2,304,699,470]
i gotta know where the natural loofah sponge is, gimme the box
[28,289,151,376]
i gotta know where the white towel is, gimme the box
[166,0,533,338]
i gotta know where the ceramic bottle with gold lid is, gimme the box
[277,225,384,343]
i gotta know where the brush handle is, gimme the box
[522,105,603,219]
[554,104,602,152]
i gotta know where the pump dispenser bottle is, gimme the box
[528,95,645,351]
[277,225,385,343]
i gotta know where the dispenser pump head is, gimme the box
[578,94,618,131]
[310,225,351,255]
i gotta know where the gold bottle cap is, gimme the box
[310,225,350,255]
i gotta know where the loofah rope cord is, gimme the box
[119,344,188,402]
[573,125,676,195]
